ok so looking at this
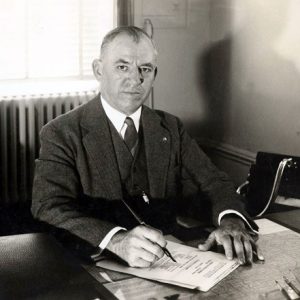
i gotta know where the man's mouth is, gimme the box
[122,91,142,95]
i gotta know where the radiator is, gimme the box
[0,91,97,205]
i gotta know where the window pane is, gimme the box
[0,0,114,81]
[82,0,114,76]
[28,0,80,78]
[0,0,27,80]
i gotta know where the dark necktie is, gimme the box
[124,117,138,156]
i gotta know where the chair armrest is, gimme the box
[236,181,249,195]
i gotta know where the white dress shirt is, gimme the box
[101,95,141,139]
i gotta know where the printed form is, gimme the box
[97,241,239,291]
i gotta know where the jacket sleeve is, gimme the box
[31,122,117,247]
[177,119,257,230]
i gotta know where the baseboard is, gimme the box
[196,138,256,184]
[197,138,256,166]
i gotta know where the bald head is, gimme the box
[100,26,158,60]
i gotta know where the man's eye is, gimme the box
[117,65,128,71]
[140,67,153,73]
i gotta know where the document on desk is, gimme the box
[96,241,239,292]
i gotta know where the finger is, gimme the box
[126,243,158,267]
[219,235,233,260]
[198,232,216,251]
[248,231,259,242]
[233,236,246,265]
[125,246,152,268]
[130,257,152,268]
[138,226,166,248]
[250,240,265,262]
[137,247,157,264]
[243,238,253,263]
[139,238,164,259]
[255,246,265,262]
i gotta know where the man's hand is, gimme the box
[198,216,264,265]
[106,225,166,267]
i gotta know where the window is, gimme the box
[0,0,115,81]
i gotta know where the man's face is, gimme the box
[95,34,157,115]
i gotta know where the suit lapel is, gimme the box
[142,106,171,198]
[80,97,122,199]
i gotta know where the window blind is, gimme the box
[0,0,114,80]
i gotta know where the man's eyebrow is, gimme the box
[114,59,155,68]
[114,59,130,64]
[140,63,155,68]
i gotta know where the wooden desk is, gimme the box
[86,214,300,300]
[3,211,298,300]
[0,233,117,300]
[266,208,300,233]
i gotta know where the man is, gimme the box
[32,26,264,268]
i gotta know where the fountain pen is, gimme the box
[121,197,177,263]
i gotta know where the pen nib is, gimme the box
[170,256,177,263]
[163,247,177,263]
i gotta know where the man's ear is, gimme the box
[154,67,158,78]
[92,59,102,81]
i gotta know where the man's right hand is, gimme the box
[106,225,166,267]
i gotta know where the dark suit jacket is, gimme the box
[32,96,254,247]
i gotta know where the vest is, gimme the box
[108,120,177,232]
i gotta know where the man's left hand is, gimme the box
[198,216,264,265]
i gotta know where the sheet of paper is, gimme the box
[255,218,289,235]
[104,277,195,300]
[275,196,300,208]
[97,241,239,292]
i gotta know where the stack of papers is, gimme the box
[97,241,239,291]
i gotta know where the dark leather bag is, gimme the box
[238,152,300,217]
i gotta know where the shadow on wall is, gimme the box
[198,0,300,152]
[199,34,232,142]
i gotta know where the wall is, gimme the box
[204,0,300,183]
[134,0,211,136]
[206,0,300,155]
[134,0,300,184]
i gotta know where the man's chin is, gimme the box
[121,94,146,104]
[121,92,143,100]
[120,100,146,115]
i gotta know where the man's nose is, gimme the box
[128,67,144,84]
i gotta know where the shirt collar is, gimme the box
[100,95,141,133]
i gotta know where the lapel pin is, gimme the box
[162,137,168,143]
